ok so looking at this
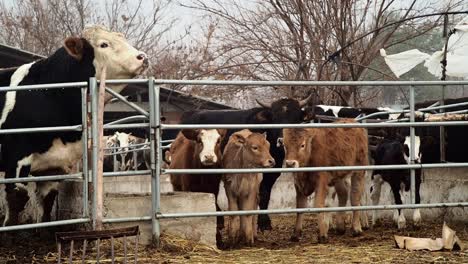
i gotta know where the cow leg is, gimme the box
[315,173,329,243]
[370,174,383,227]
[334,179,349,235]
[350,171,365,237]
[257,172,280,231]
[39,183,59,223]
[389,181,406,229]
[291,189,308,242]
[413,173,422,227]
[226,191,240,247]
[3,164,31,227]
[240,192,256,246]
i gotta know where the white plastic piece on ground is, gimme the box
[394,222,464,251]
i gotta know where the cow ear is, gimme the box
[64,37,87,61]
[217,129,227,139]
[181,129,199,140]
[262,132,267,138]
[232,133,246,146]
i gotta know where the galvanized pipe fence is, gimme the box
[1,78,468,249]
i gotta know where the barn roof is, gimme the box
[0,43,233,110]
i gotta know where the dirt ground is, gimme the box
[0,215,467,263]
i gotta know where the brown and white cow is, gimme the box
[222,129,275,247]
[282,120,369,243]
[168,128,227,243]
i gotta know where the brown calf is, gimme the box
[283,120,368,243]
[222,129,275,247]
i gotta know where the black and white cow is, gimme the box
[370,137,424,229]
[0,25,148,226]
[304,105,401,121]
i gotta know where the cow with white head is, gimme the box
[0,25,149,226]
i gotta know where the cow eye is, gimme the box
[252,146,259,151]
[301,143,305,148]
[100,42,109,48]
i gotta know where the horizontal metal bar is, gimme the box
[104,142,150,151]
[103,216,151,223]
[161,139,174,143]
[157,202,468,219]
[104,123,149,129]
[161,145,171,150]
[153,79,468,86]
[105,115,148,126]
[0,125,82,134]
[163,162,468,175]
[431,109,468,116]
[106,147,149,156]
[420,101,468,112]
[99,79,148,85]
[162,121,468,130]
[103,170,151,177]
[0,82,87,92]
[0,174,83,184]
[0,218,90,232]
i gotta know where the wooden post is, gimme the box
[95,67,107,230]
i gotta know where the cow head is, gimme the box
[403,136,422,164]
[63,25,148,89]
[182,129,227,166]
[227,129,275,168]
[282,128,310,168]
[256,94,313,125]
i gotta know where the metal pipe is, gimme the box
[105,147,149,156]
[409,84,416,206]
[0,81,88,92]
[0,174,82,184]
[103,216,152,223]
[101,170,151,179]
[162,121,468,130]
[104,123,149,130]
[90,77,99,230]
[153,79,468,86]
[161,139,174,143]
[104,88,149,117]
[105,115,148,126]
[157,202,468,219]
[104,142,150,150]
[81,87,89,218]
[149,78,161,245]
[0,218,90,232]
[163,162,468,175]
[0,125,82,134]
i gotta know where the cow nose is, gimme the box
[266,159,275,167]
[136,53,146,61]
[285,160,298,168]
[204,155,215,162]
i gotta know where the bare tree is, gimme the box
[180,0,465,106]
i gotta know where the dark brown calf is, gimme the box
[283,120,368,243]
[222,129,275,247]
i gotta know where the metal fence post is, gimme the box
[90,77,99,229]
[81,87,89,218]
[148,77,161,245]
[409,83,416,205]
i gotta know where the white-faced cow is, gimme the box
[0,25,148,226]
[222,129,275,247]
[282,120,369,243]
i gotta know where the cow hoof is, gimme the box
[335,228,346,235]
[318,235,329,244]
[290,235,300,242]
[352,229,363,237]
[258,216,272,232]
[397,215,406,230]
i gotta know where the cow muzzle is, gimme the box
[284,160,299,168]
[201,154,216,166]
[263,158,276,168]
